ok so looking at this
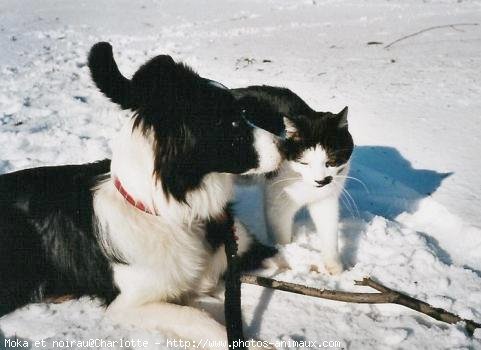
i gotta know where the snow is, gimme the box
[1,0,481,349]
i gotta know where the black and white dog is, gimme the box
[0,42,282,347]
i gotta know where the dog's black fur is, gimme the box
[0,160,117,315]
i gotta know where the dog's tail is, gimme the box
[88,42,136,110]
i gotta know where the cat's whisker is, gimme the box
[270,177,302,187]
[334,180,356,216]
[333,175,370,193]
[331,181,356,219]
[341,187,360,218]
[340,193,356,219]
[274,187,291,203]
[336,188,354,218]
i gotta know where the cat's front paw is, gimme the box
[324,257,344,275]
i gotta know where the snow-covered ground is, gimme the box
[1,0,481,349]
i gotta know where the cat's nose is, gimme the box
[315,176,332,187]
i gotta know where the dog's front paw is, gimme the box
[324,257,343,275]
[262,253,290,271]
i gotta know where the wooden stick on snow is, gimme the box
[240,275,481,336]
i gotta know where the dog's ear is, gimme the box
[130,55,177,107]
[153,123,201,202]
[88,42,136,110]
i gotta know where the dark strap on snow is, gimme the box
[224,213,247,350]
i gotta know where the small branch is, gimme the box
[356,277,481,336]
[354,277,391,293]
[384,23,479,49]
[241,274,396,303]
[241,274,481,336]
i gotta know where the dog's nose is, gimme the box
[315,176,332,187]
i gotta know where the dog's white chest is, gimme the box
[111,220,212,304]
[94,182,217,305]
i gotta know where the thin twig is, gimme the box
[241,274,396,303]
[384,23,479,49]
[241,274,481,336]
[356,277,481,336]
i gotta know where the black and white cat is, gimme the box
[233,86,353,275]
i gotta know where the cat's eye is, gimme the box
[325,161,336,167]
[298,161,308,165]
[232,121,240,128]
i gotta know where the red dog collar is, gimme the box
[113,177,236,242]
[113,176,154,215]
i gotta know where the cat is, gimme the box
[232,85,353,275]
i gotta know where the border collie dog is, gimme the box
[0,42,282,347]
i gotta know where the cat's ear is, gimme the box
[337,106,349,129]
[283,117,298,139]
